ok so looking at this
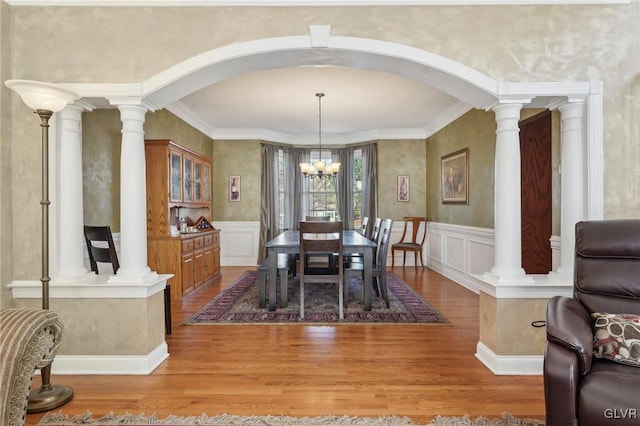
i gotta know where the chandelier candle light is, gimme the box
[5,79,79,412]
[299,93,340,179]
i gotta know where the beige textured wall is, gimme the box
[3,3,639,289]
[15,292,166,355]
[479,292,547,356]
[0,1,13,308]
[81,109,214,232]
[377,139,427,221]
[212,140,262,222]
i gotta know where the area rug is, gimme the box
[37,412,544,425]
[183,270,449,324]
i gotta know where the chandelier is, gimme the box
[299,93,340,179]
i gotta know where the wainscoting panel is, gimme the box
[214,221,261,266]
[426,222,495,294]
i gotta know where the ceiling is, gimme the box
[170,65,471,146]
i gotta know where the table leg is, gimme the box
[363,247,372,311]
[268,249,278,311]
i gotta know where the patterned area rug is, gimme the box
[184,270,449,324]
[38,412,544,425]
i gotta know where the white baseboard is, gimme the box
[49,342,169,375]
[475,341,543,375]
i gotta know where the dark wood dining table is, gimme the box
[264,230,377,312]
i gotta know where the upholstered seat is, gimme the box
[544,220,640,426]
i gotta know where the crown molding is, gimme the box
[3,0,632,5]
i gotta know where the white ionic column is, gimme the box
[109,103,155,282]
[485,102,533,283]
[56,103,93,280]
[554,100,586,278]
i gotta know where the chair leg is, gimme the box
[402,251,407,266]
[300,279,305,319]
[378,274,390,308]
[391,249,395,267]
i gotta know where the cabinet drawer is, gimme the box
[182,239,194,252]
[194,236,204,249]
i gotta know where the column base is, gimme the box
[483,266,535,284]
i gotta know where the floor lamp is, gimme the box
[5,79,79,412]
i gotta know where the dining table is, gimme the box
[264,229,377,312]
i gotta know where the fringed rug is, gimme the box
[183,270,449,324]
[37,412,544,425]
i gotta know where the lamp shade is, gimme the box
[5,80,78,112]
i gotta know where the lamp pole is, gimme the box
[5,80,78,412]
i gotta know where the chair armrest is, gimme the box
[545,296,594,375]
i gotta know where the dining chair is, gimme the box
[369,217,383,244]
[344,218,393,308]
[84,225,120,274]
[304,215,333,269]
[83,225,172,335]
[299,221,344,319]
[359,216,369,235]
[391,216,427,268]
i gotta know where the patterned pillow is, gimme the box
[592,312,640,367]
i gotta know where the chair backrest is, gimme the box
[84,225,120,274]
[398,216,427,245]
[574,220,640,316]
[300,221,343,276]
[305,215,330,221]
[376,218,394,268]
[359,216,369,235]
[370,217,383,243]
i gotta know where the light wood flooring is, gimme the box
[26,266,545,425]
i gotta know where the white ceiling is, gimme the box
[171,65,469,145]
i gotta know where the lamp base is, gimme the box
[26,383,74,413]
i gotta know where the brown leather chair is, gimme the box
[544,220,640,426]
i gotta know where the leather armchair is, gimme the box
[544,220,640,426]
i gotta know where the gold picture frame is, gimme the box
[441,148,469,204]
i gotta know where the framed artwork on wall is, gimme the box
[441,148,469,204]
[229,175,240,202]
[397,175,409,202]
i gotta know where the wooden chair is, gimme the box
[84,225,120,274]
[83,225,172,335]
[370,217,383,245]
[344,218,393,308]
[391,217,427,268]
[359,216,369,235]
[299,221,344,319]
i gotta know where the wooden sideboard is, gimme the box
[148,230,221,299]
[145,139,221,299]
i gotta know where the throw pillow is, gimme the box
[592,312,640,367]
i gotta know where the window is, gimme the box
[305,149,338,221]
[353,149,363,229]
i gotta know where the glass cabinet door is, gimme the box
[183,155,193,203]
[194,161,202,203]
[169,149,182,203]
[202,163,211,202]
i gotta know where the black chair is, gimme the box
[544,220,640,426]
[84,225,120,274]
[299,221,344,319]
[344,218,393,308]
[83,225,172,335]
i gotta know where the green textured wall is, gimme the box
[377,139,427,222]
[82,109,214,232]
[211,140,262,222]
[426,109,496,228]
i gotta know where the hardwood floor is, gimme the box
[26,266,545,425]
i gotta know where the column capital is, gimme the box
[548,96,586,111]
[108,97,157,113]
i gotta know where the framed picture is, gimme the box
[441,148,469,204]
[397,175,409,202]
[229,175,240,202]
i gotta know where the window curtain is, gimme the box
[335,147,354,229]
[258,144,279,264]
[361,143,378,227]
[283,147,305,231]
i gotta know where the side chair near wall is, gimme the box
[83,225,172,335]
[299,221,344,319]
[391,216,427,268]
[543,220,640,426]
[344,218,393,308]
